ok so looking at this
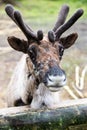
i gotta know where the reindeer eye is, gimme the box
[59,44,64,60]
[28,46,37,63]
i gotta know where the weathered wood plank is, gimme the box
[0,98,87,130]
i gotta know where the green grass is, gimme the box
[19,0,87,19]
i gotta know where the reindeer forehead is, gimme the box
[32,36,58,52]
[37,42,58,61]
[40,36,53,48]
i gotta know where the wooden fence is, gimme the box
[0,98,87,130]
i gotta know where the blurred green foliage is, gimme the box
[18,0,87,19]
[1,0,87,19]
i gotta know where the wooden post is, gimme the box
[0,98,87,130]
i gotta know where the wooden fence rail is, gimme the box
[0,98,87,130]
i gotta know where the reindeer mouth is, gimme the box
[47,85,64,92]
[48,86,63,92]
[43,73,66,92]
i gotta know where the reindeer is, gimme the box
[5,4,84,109]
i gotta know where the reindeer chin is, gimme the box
[48,86,63,92]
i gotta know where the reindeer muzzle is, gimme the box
[43,66,66,91]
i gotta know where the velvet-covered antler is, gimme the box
[53,5,69,32]
[5,4,84,43]
[55,9,84,40]
[5,4,43,42]
[48,5,69,43]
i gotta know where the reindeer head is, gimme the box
[5,4,83,92]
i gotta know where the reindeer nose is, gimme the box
[43,66,66,87]
[48,66,65,76]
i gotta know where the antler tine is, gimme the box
[5,4,29,30]
[5,4,17,24]
[14,11,38,41]
[5,4,38,41]
[55,9,84,40]
[53,5,69,32]
[5,4,32,31]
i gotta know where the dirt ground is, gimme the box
[0,19,87,108]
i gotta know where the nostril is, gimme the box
[43,78,47,85]
[63,78,66,81]
[48,76,52,82]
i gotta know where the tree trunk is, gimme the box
[0,98,87,130]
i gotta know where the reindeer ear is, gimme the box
[59,33,78,49]
[7,36,28,53]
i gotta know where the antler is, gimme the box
[5,4,16,25]
[55,9,84,40]
[53,4,69,32]
[48,5,69,43]
[14,11,38,40]
[5,4,43,42]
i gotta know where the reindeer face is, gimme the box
[27,37,66,91]
[7,33,78,92]
[5,4,83,91]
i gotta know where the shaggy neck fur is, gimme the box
[7,54,62,108]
